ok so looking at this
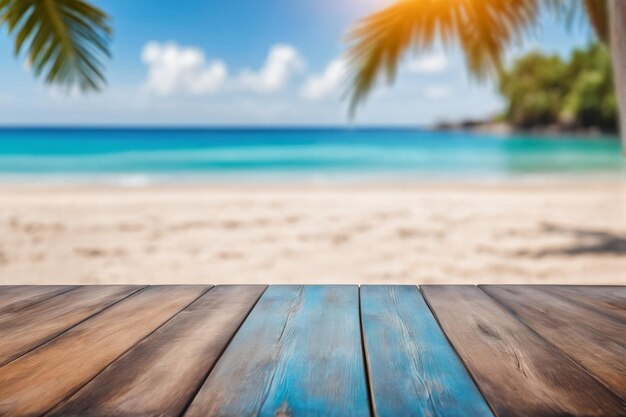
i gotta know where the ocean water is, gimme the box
[0,128,624,184]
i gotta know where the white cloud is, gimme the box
[142,42,228,96]
[407,52,447,74]
[300,58,347,100]
[141,42,304,96]
[237,44,305,93]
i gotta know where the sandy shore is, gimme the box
[0,182,625,285]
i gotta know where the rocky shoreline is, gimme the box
[433,120,618,138]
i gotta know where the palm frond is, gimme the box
[0,0,111,91]
[582,0,609,43]
[345,0,610,115]
[546,0,610,43]
[346,0,545,115]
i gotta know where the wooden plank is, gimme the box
[421,285,625,417]
[481,285,626,399]
[0,285,209,417]
[184,285,371,417]
[0,285,77,316]
[544,285,626,323]
[360,286,493,417]
[47,285,266,417]
[0,285,142,366]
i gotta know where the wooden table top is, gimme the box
[0,285,623,417]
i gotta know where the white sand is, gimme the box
[0,182,625,285]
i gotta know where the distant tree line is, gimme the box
[499,43,617,132]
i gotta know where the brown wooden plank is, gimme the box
[481,285,626,399]
[0,285,209,417]
[544,285,626,323]
[421,285,625,417]
[0,286,77,316]
[47,285,266,417]
[0,285,142,366]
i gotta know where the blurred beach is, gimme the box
[0,128,625,285]
[0,182,625,285]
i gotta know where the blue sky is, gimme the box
[0,0,598,126]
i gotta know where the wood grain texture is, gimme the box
[481,285,626,399]
[47,285,266,417]
[0,285,209,417]
[421,285,626,417]
[0,285,142,366]
[184,285,371,417]
[544,285,626,323]
[360,286,493,417]
[0,286,76,316]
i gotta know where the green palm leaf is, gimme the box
[345,0,610,115]
[0,0,111,91]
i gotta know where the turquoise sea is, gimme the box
[0,128,624,184]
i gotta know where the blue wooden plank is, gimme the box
[361,285,493,417]
[183,285,371,417]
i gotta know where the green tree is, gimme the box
[499,53,569,127]
[0,0,111,91]
[562,44,617,130]
[498,44,617,131]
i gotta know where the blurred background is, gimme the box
[0,0,624,285]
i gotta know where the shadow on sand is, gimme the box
[522,223,626,257]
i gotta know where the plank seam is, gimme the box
[542,285,625,325]
[175,285,270,417]
[0,285,148,369]
[0,285,79,317]
[418,285,500,417]
[41,285,214,417]
[358,285,376,417]
[477,285,626,403]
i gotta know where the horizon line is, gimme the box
[0,124,433,131]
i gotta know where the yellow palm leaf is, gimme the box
[346,0,609,115]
